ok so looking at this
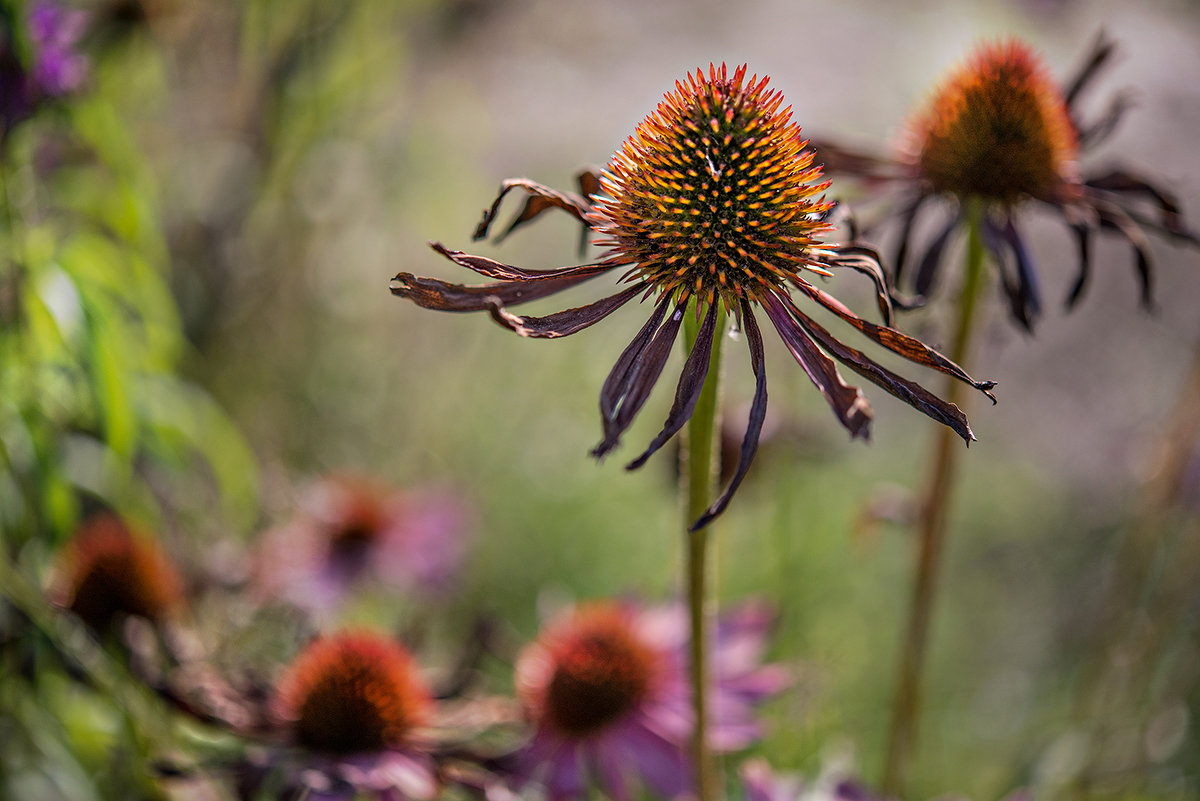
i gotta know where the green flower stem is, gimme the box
[883,197,986,796]
[682,299,725,801]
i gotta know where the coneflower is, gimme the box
[257,630,438,800]
[53,512,182,634]
[255,475,471,613]
[812,35,1196,329]
[390,63,995,529]
[809,36,1197,794]
[508,600,787,801]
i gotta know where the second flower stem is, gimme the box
[683,299,725,801]
[883,198,986,796]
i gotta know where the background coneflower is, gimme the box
[507,599,786,801]
[255,474,471,614]
[52,512,182,635]
[810,35,1197,796]
[813,35,1196,330]
[260,630,438,799]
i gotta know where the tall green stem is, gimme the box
[682,299,725,801]
[883,198,986,796]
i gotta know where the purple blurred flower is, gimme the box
[28,1,87,96]
[1,1,87,137]
[237,630,439,801]
[255,475,472,613]
[740,758,886,801]
[509,599,788,801]
[739,759,1031,801]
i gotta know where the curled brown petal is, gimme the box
[789,279,997,400]
[429,242,615,281]
[390,271,606,312]
[787,302,977,444]
[473,178,594,243]
[824,245,895,326]
[487,285,642,339]
[762,292,872,439]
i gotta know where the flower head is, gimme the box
[257,630,438,799]
[0,1,87,137]
[509,599,787,801]
[52,512,183,634]
[27,1,88,97]
[274,631,432,754]
[593,68,833,310]
[811,35,1197,330]
[911,40,1077,203]
[391,63,995,528]
[255,475,471,613]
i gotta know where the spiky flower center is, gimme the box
[58,513,182,632]
[914,40,1077,203]
[317,478,391,558]
[518,604,661,738]
[593,63,833,309]
[274,632,431,754]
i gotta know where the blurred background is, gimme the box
[2,0,1199,799]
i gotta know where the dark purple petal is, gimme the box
[789,279,997,400]
[589,738,634,801]
[593,299,687,459]
[625,301,719,470]
[762,292,871,440]
[788,303,977,444]
[473,178,594,243]
[1063,31,1116,112]
[596,295,673,438]
[892,192,930,289]
[1005,217,1041,316]
[1060,32,1132,150]
[488,284,642,338]
[1093,198,1156,309]
[1085,170,1200,243]
[545,745,586,801]
[983,216,1037,332]
[692,298,770,530]
[914,212,961,297]
[1076,92,1132,151]
[1064,221,1092,309]
[619,724,691,801]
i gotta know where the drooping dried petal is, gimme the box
[626,300,720,470]
[489,285,643,339]
[693,297,769,530]
[473,177,596,243]
[762,292,871,440]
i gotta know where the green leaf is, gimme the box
[137,376,260,532]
